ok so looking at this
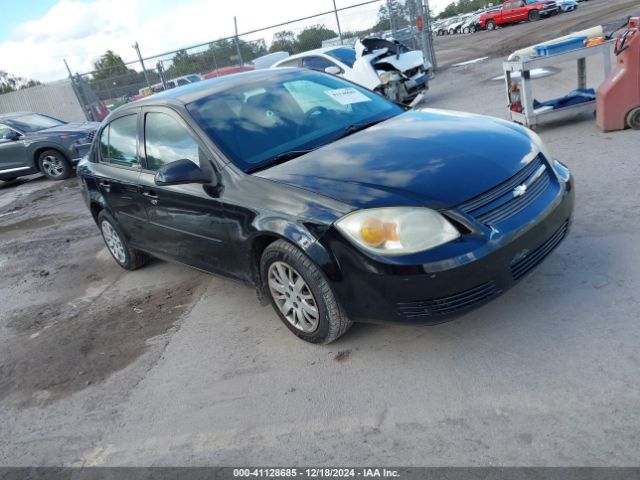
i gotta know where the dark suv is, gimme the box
[0,112,98,181]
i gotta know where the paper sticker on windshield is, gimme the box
[324,88,371,105]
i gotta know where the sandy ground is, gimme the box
[1,1,639,466]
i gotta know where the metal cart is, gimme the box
[503,41,614,128]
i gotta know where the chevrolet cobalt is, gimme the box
[79,69,574,344]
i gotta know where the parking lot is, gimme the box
[1,0,640,467]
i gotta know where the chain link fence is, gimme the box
[69,0,436,121]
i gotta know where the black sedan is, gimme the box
[78,69,574,344]
[0,112,98,181]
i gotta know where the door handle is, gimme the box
[99,180,111,192]
[142,190,159,204]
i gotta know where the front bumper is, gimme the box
[320,174,575,325]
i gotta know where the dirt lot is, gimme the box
[1,1,640,467]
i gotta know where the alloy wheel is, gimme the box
[41,155,65,178]
[101,220,126,264]
[267,261,319,333]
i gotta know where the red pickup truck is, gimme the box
[480,0,559,31]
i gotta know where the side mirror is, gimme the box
[154,159,213,186]
[324,66,342,75]
[4,131,20,141]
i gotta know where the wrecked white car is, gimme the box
[272,39,431,106]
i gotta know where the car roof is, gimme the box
[113,68,304,114]
[0,111,31,121]
[279,46,351,62]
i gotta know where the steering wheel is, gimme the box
[305,106,329,119]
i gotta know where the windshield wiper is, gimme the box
[246,149,313,173]
[332,119,383,142]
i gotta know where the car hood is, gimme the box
[38,121,100,135]
[255,109,541,210]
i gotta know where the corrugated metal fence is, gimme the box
[0,80,86,122]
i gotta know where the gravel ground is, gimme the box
[1,2,639,466]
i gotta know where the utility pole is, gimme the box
[132,41,151,88]
[234,16,244,66]
[332,0,344,45]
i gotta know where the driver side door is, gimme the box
[136,107,238,277]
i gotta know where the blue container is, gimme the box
[535,36,587,56]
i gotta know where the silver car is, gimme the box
[0,112,99,181]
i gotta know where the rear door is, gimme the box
[91,111,148,243]
[0,124,30,174]
[136,107,237,276]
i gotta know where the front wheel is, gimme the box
[627,107,640,130]
[528,9,541,21]
[38,150,72,180]
[486,20,496,30]
[261,240,352,344]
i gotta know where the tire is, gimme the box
[462,27,470,34]
[627,107,640,130]
[260,239,352,344]
[38,149,72,180]
[97,210,149,270]
[528,9,541,21]
[486,20,496,30]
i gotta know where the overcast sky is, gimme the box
[0,0,451,82]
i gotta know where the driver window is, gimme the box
[0,124,12,141]
[144,112,200,171]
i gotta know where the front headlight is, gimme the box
[335,207,460,256]
[379,71,402,84]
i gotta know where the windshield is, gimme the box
[4,114,65,133]
[186,70,403,172]
[325,47,357,68]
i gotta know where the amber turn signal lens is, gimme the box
[360,218,398,246]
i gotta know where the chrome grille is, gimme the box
[457,155,552,225]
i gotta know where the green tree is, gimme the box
[92,50,129,80]
[295,25,338,52]
[0,71,41,94]
[270,30,297,53]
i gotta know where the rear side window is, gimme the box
[302,56,338,72]
[99,115,139,168]
[277,58,301,68]
[144,112,200,171]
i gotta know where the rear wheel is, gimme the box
[528,9,541,21]
[627,107,640,130]
[462,27,470,34]
[486,20,496,30]
[98,210,149,270]
[38,150,72,180]
[261,240,352,344]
